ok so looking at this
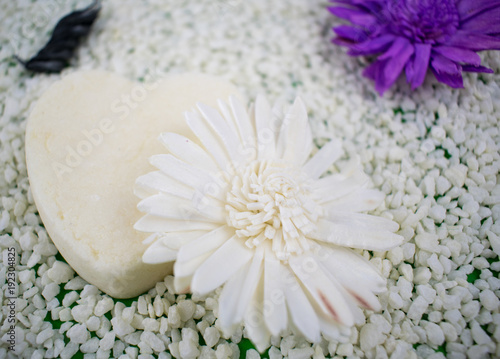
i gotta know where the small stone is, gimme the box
[94,297,114,316]
[86,316,101,332]
[335,343,353,357]
[72,305,93,323]
[141,318,159,332]
[414,267,432,284]
[246,349,261,359]
[141,331,166,352]
[288,347,315,359]
[407,296,428,321]
[41,283,60,301]
[203,327,220,348]
[178,300,196,322]
[429,205,446,222]
[424,322,445,346]
[80,337,100,353]
[66,323,90,344]
[100,331,116,351]
[47,261,74,284]
[359,323,385,352]
[179,339,200,359]
[479,290,499,311]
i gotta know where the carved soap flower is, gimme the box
[135,96,403,351]
[329,0,500,95]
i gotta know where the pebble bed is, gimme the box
[1,1,500,358]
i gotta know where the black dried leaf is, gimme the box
[16,0,101,73]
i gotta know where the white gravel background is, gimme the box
[0,1,499,358]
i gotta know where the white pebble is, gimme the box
[47,261,74,284]
[359,323,385,352]
[81,337,100,353]
[41,283,60,301]
[203,327,220,348]
[479,289,499,311]
[407,296,428,321]
[178,339,201,359]
[288,347,315,359]
[94,297,114,316]
[67,323,90,344]
[246,349,261,359]
[100,331,116,351]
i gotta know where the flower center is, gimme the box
[386,0,459,43]
[225,160,322,261]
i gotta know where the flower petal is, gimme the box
[185,110,230,169]
[196,102,247,165]
[328,6,377,28]
[333,25,368,42]
[137,193,225,223]
[276,97,312,166]
[229,96,256,147]
[218,260,250,332]
[302,139,343,180]
[263,247,288,336]
[311,219,403,251]
[430,53,464,88]
[316,246,385,311]
[460,5,500,34]
[325,211,400,233]
[282,266,321,343]
[150,154,226,201]
[244,281,271,353]
[158,132,219,173]
[318,244,387,293]
[134,214,219,233]
[159,231,207,250]
[318,316,347,342]
[462,65,494,73]
[322,188,385,213]
[217,99,244,144]
[347,34,395,56]
[457,0,500,22]
[314,169,369,203]
[142,238,178,264]
[405,43,431,90]
[255,94,277,160]
[433,46,481,66]
[448,30,500,51]
[176,225,234,264]
[289,254,354,326]
[365,37,414,95]
[191,236,253,295]
[135,171,193,200]
[219,245,264,332]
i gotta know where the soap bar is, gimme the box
[26,70,242,298]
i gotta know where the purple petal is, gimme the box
[328,6,377,28]
[347,34,395,56]
[462,65,495,73]
[364,37,414,95]
[333,25,368,42]
[430,53,464,88]
[449,30,500,51]
[460,6,500,34]
[457,0,500,22]
[433,46,481,66]
[405,43,431,90]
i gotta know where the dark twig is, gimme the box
[16,0,102,73]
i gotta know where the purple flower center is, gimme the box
[386,0,459,44]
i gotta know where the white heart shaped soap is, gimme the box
[26,70,242,298]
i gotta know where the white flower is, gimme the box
[135,95,403,351]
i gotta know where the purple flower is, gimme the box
[329,0,500,95]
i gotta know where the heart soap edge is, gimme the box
[26,70,243,298]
